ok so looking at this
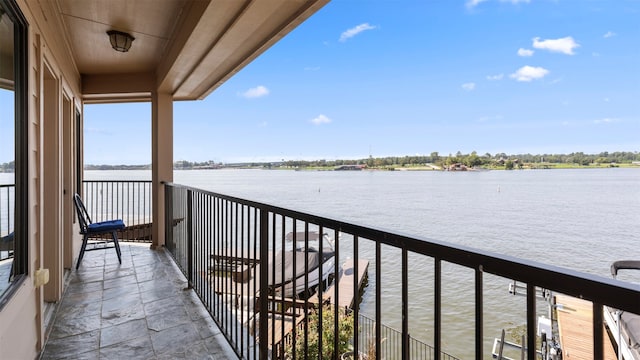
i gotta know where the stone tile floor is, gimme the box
[40,242,236,360]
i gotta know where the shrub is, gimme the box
[286,305,354,359]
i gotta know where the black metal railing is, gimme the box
[164,182,640,360]
[82,180,152,242]
[0,184,14,261]
[357,314,459,360]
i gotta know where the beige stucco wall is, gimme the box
[0,0,83,357]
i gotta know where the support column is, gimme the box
[151,91,173,249]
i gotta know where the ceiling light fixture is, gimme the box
[107,30,135,52]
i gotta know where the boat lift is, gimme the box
[492,281,563,360]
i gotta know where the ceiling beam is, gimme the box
[82,72,154,103]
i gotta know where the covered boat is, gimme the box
[268,231,335,298]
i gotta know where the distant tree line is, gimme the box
[174,160,222,169]
[84,164,150,170]
[0,161,15,173]
[83,160,222,170]
[281,151,640,168]
[74,151,640,171]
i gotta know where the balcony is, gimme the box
[40,242,235,359]
[39,180,640,359]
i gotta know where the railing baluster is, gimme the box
[475,266,483,360]
[318,224,324,360]
[280,215,286,359]
[270,212,276,355]
[291,221,297,360]
[593,301,603,359]
[375,239,381,360]
[186,189,193,289]
[333,228,340,360]
[304,221,309,360]
[402,247,409,360]
[435,258,441,360]
[252,206,258,360]
[353,234,359,358]
[259,208,269,359]
[527,284,536,360]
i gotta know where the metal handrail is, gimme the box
[82,180,153,242]
[163,181,640,360]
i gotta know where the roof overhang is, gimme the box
[45,0,329,103]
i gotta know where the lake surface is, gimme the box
[86,168,640,358]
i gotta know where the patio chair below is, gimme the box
[73,193,125,269]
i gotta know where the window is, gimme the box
[0,0,28,309]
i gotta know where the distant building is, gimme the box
[334,164,366,171]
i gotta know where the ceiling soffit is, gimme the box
[54,0,329,102]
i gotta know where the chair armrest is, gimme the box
[611,260,640,277]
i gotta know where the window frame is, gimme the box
[0,0,29,311]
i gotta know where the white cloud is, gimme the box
[532,36,580,55]
[603,31,616,38]
[517,48,534,57]
[339,23,377,42]
[486,74,504,81]
[310,114,332,125]
[593,118,618,124]
[467,0,528,8]
[462,82,476,91]
[466,0,488,8]
[510,65,549,82]
[240,85,269,98]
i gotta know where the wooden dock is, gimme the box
[325,258,369,309]
[555,294,617,360]
[261,258,369,357]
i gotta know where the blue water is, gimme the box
[84,168,640,358]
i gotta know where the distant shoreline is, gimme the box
[79,151,640,171]
[78,162,640,171]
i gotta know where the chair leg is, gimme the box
[112,231,122,264]
[76,234,89,270]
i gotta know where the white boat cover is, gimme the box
[268,248,334,288]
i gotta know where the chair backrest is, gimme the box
[0,232,14,252]
[73,193,92,234]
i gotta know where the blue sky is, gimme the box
[3,0,640,165]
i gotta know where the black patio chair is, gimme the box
[73,193,125,269]
[0,232,13,254]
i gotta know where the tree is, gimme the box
[287,305,354,359]
[465,151,481,167]
[505,160,514,170]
